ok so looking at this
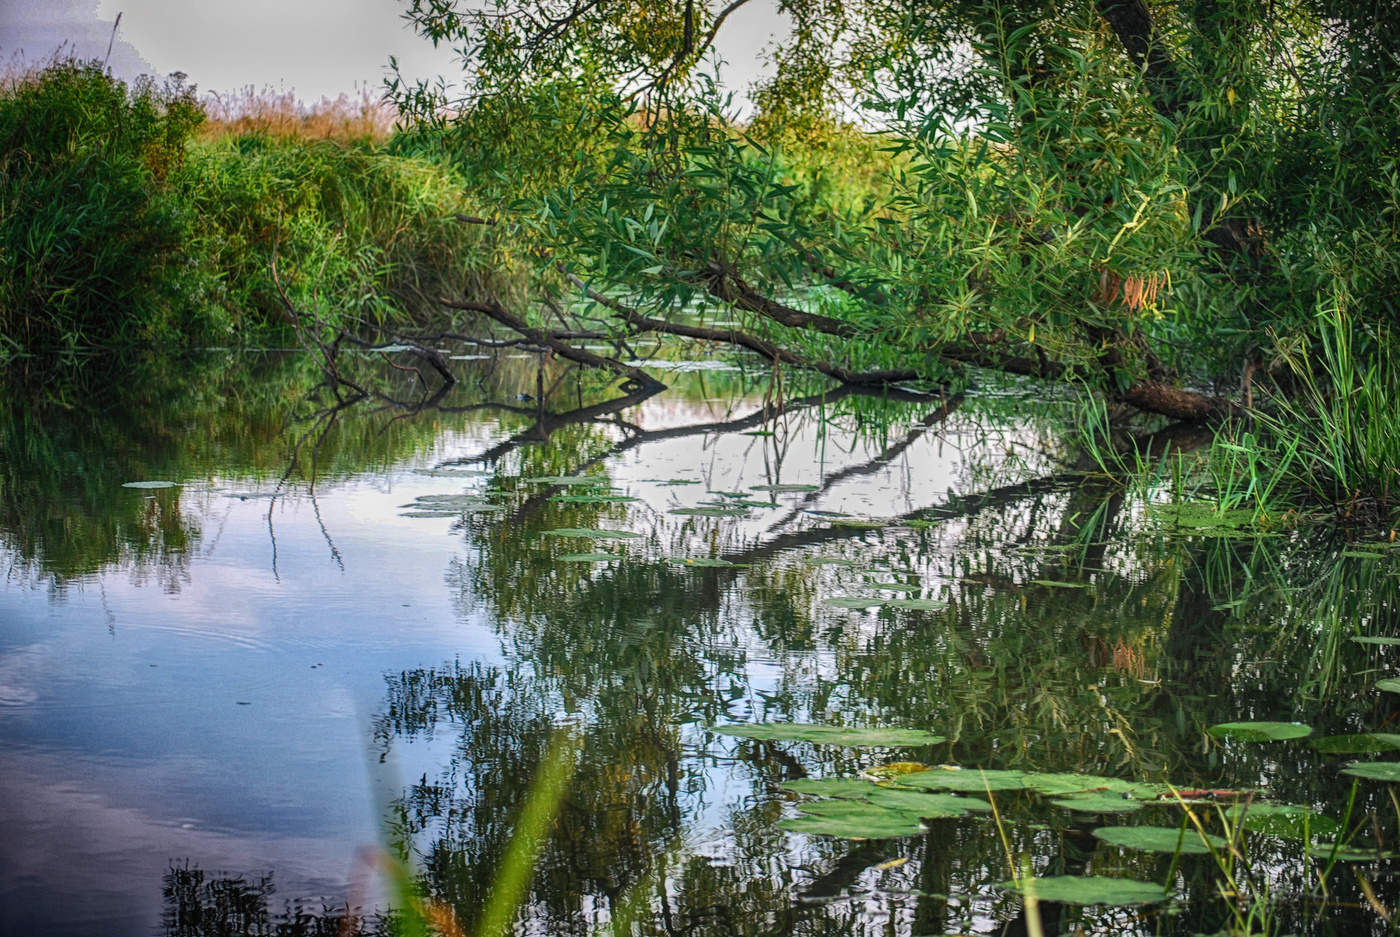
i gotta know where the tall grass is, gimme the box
[1213,302,1399,526]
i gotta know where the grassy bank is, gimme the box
[0,60,493,359]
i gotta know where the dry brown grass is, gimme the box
[199,86,398,142]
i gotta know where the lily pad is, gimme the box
[868,582,921,593]
[1207,721,1313,742]
[779,778,874,799]
[1311,842,1398,861]
[1094,825,1227,855]
[823,597,886,610]
[414,468,491,477]
[779,813,924,839]
[1224,803,1340,840]
[899,768,1030,792]
[524,475,611,486]
[669,507,749,518]
[668,557,747,568]
[400,510,470,519]
[831,519,887,530]
[122,480,177,489]
[999,875,1167,906]
[542,528,642,540]
[1340,761,1400,782]
[558,553,619,563]
[1023,773,1165,799]
[1051,793,1145,814]
[713,724,946,747]
[885,598,948,611]
[1377,678,1400,693]
[865,788,992,816]
[1309,733,1400,754]
[750,483,820,493]
[550,494,639,504]
[1030,579,1088,589]
[804,556,860,567]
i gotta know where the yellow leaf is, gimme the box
[1226,88,1236,107]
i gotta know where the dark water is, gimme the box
[1,352,1397,937]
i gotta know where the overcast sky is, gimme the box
[1,0,785,104]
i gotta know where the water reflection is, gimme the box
[1,353,1396,936]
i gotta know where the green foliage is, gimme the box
[0,61,207,355]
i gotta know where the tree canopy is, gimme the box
[384,0,1399,426]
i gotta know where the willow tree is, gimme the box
[386,0,1398,427]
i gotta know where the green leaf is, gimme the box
[1341,762,1400,782]
[122,480,177,489]
[523,475,611,486]
[542,528,642,540]
[750,483,820,492]
[1023,773,1164,799]
[1225,803,1340,840]
[899,768,1030,792]
[1352,636,1400,646]
[1094,825,1226,855]
[713,724,945,747]
[779,778,873,799]
[1207,721,1313,741]
[884,598,948,611]
[1310,733,1400,754]
[669,507,749,517]
[550,494,638,504]
[668,557,748,568]
[558,552,618,563]
[999,876,1167,905]
[1051,793,1145,814]
[1030,579,1088,589]
[1377,678,1400,693]
[779,812,924,839]
[865,787,991,816]
[823,597,886,610]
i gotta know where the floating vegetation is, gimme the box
[414,467,491,477]
[1021,773,1164,799]
[823,597,886,610]
[1094,825,1227,855]
[1030,579,1088,589]
[400,510,469,519]
[668,507,749,518]
[549,494,638,504]
[713,724,946,747]
[864,788,992,816]
[668,557,747,568]
[867,582,921,593]
[999,876,1167,906]
[1207,721,1313,742]
[899,768,1030,792]
[557,552,618,563]
[1149,502,1263,537]
[523,474,611,486]
[830,519,886,529]
[542,528,642,540]
[884,598,947,611]
[122,480,177,489]
[1051,793,1146,814]
[1340,762,1400,782]
[1224,803,1340,840]
[778,810,924,839]
[779,778,873,799]
[1309,733,1400,754]
[750,483,820,493]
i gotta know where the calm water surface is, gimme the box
[1,353,1396,936]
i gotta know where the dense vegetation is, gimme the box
[0,61,490,356]
[2,0,1398,524]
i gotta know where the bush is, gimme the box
[0,61,212,356]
